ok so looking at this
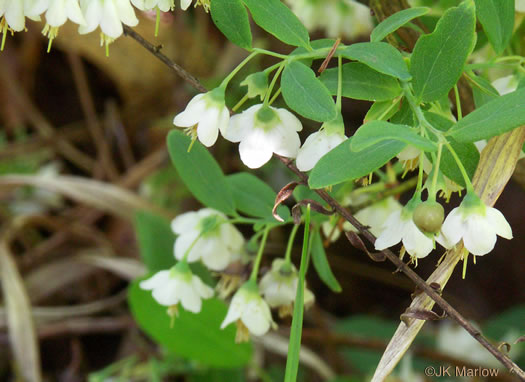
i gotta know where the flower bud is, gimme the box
[412,201,445,234]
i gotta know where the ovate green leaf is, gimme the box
[410,0,476,102]
[211,0,252,49]
[309,138,406,188]
[227,172,289,221]
[448,88,525,142]
[134,211,175,273]
[371,7,430,42]
[311,230,341,292]
[340,42,411,81]
[242,0,310,48]
[320,63,402,102]
[350,121,437,152]
[475,0,514,55]
[281,61,336,122]
[167,130,236,215]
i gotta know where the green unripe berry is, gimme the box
[413,201,445,234]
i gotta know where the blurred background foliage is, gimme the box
[0,0,524,381]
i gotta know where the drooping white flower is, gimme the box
[296,114,347,172]
[223,104,302,169]
[171,208,244,271]
[140,261,214,314]
[0,0,45,34]
[350,197,403,237]
[173,88,229,147]
[375,198,435,259]
[492,74,518,96]
[259,258,314,317]
[78,0,138,47]
[323,0,373,39]
[221,281,275,342]
[131,0,175,11]
[37,0,85,48]
[440,193,512,256]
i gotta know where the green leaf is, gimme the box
[211,0,252,49]
[134,211,175,273]
[281,61,337,122]
[128,279,253,367]
[167,130,236,215]
[227,172,289,221]
[350,121,437,152]
[242,0,310,49]
[311,229,341,292]
[448,88,525,142]
[320,63,402,102]
[371,7,430,42]
[410,0,476,102]
[284,205,310,382]
[425,112,479,186]
[363,98,402,123]
[309,138,406,189]
[475,0,514,55]
[467,73,499,108]
[340,42,411,81]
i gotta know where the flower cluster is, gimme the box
[174,91,348,170]
[374,192,512,261]
[140,208,315,343]
[0,0,198,51]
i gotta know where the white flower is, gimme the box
[171,208,244,271]
[259,258,314,317]
[322,196,402,242]
[223,104,303,169]
[492,75,518,96]
[140,262,214,314]
[296,114,347,172]
[37,0,85,46]
[375,199,434,259]
[221,281,275,341]
[440,193,512,256]
[350,197,403,236]
[516,0,525,13]
[323,0,373,39]
[0,0,43,32]
[78,0,138,44]
[173,88,229,147]
[131,0,175,11]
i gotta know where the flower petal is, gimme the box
[485,207,512,240]
[173,94,207,127]
[441,207,464,247]
[171,211,199,234]
[196,107,220,147]
[374,210,404,250]
[139,270,170,290]
[241,299,272,336]
[238,131,274,168]
[463,214,497,256]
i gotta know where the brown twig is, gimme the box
[122,28,525,379]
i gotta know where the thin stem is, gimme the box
[268,87,282,105]
[264,63,285,105]
[220,51,259,89]
[232,93,250,112]
[416,152,425,192]
[250,227,270,281]
[182,234,202,262]
[252,48,288,59]
[444,142,474,193]
[428,143,443,202]
[454,85,462,120]
[336,55,343,110]
[155,8,160,37]
[284,224,301,263]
